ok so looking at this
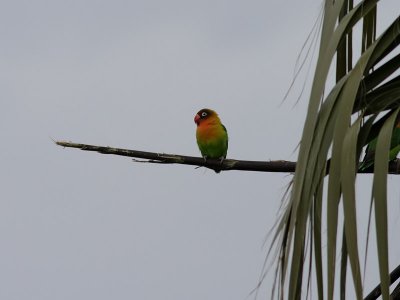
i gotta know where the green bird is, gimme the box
[194,108,228,172]
[360,122,400,171]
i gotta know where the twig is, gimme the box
[55,140,295,173]
[54,140,400,174]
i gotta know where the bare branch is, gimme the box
[54,140,400,174]
[55,140,295,173]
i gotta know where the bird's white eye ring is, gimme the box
[201,112,207,117]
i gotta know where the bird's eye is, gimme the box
[201,112,207,117]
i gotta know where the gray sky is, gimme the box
[2,1,400,299]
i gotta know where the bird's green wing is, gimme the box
[222,124,228,156]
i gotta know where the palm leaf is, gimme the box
[271,1,400,299]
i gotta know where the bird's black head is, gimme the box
[194,108,216,125]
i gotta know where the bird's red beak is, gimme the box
[194,114,200,125]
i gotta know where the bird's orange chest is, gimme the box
[196,122,221,141]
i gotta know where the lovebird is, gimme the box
[360,122,400,171]
[194,108,228,172]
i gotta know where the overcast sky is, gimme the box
[1,1,400,299]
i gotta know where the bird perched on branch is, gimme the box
[194,108,228,173]
[360,122,400,171]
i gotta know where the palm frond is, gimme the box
[271,1,400,299]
